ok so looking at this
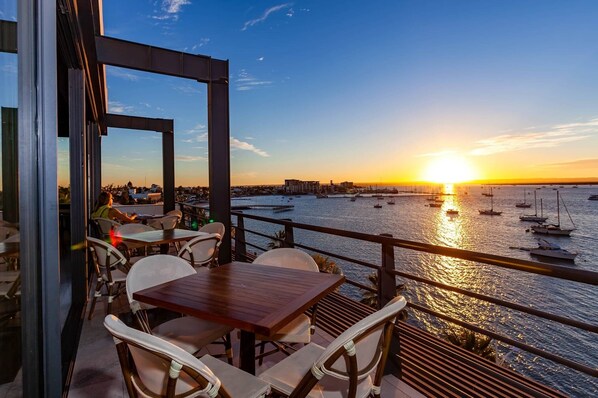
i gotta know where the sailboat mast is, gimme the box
[533,190,537,216]
[557,191,561,226]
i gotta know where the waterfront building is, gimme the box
[284,179,321,194]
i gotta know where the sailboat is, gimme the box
[520,191,548,222]
[515,188,532,208]
[531,191,575,236]
[479,187,502,215]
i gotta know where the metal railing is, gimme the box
[177,202,598,379]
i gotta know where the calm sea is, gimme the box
[236,184,598,397]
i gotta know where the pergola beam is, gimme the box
[105,113,175,213]
[95,35,228,83]
[0,20,17,53]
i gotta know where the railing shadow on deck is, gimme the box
[177,202,597,397]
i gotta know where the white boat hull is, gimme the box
[530,248,577,261]
[531,225,573,236]
[519,215,548,222]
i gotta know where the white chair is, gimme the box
[253,248,320,364]
[86,236,130,320]
[199,221,225,237]
[147,214,179,230]
[93,217,121,239]
[177,233,221,269]
[0,226,18,241]
[126,255,234,364]
[166,209,183,220]
[104,315,270,398]
[115,222,156,258]
[199,222,225,265]
[260,296,407,398]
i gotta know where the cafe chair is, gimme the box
[93,217,122,239]
[86,236,130,320]
[166,209,183,221]
[115,222,157,258]
[126,255,234,364]
[148,214,179,230]
[0,272,21,327]
[199,221,225,237]
[0,226,18,242]
[177,233,222,269]
[253,248,320,365]
[104,315,271,398]
[259,295,407,398]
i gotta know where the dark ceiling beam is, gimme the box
[0,20,17,53]
[105,113,173,133]
[95,35,228,83]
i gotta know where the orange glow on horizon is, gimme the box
[421,155,478,184]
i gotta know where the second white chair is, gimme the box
[177,233,222,269]
[252,248,320,364]
[126,254,234,363]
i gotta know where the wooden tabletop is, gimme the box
[133,261,345,336]
[0,242,19,257]
[118,228,207,245]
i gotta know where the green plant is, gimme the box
[267,229,286,249]
[444,327,497,362]
[311,254,342,275]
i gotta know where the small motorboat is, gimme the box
[446,209,459,215]
[428,202,442,208]
[374,203,383,208]
[529,239,577,262]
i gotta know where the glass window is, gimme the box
[0,0,22,388]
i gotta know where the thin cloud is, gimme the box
[542,158,598,169]
[231,137,269,157]
[152,0,190,22]
[108,101,134,114]
[191,38,210,51]
[107,67,145,82]
[257,57,264,61]
[235,69,272,91]
[470,118,598,156]
[173,84,202,95]
[242,3,293,31]
[176,155,207,162]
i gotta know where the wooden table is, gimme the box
[118,228,207,253]
[133,261,345,374]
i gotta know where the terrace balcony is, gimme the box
[59,205,598,396]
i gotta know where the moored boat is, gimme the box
[531,191,575,236]
[529,239,577,261]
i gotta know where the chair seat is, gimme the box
[256,313,311,343]
[153,317,233,354]
[259,343,373,398]
[201,355,270,397]
[110,268,128,283]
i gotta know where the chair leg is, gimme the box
[258,341,267,366]
[88,280,102,320]
[224,333,233,365]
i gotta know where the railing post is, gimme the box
[379,233,397,308]
[282,219,295,248]
[235,212,247,261]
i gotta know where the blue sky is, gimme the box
[3,0,598,186]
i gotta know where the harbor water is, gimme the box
[236,184,598,397]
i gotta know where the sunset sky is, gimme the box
[57,1,598,186]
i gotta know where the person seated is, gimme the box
[91,191,137,223]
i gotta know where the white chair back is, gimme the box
[0,227,18,242]
[199,221,225,237]
[115,223,155,234]
[148,215,179,230]
[177,233,221,268]
[314,296,407,380]
[94,218,121,237]
[254,248,319,272]
[86,236,129,279]
[126,255,195,314]
[166,209,183,220]
[103,314,223,397]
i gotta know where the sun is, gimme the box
[422,155,477,183]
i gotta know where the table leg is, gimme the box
[239,330,256,375]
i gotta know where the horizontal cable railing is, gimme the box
[227,210,598,379]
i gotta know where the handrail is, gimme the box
[226,209,598,380]
[231,210,598,285]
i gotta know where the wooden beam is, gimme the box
[105,113,173,133]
